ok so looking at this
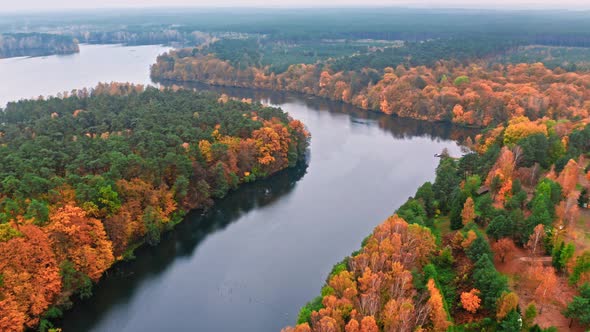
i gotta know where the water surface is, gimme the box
[0,43,170,106]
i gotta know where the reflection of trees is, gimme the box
[59,163,308,331]
[158,80,478,144]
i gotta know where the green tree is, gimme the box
[552,241,575,272]
[524,302,538,330]
[570,251,590,286]
[476,193,495,223]
[433,157,460,214]
[454,75,470,86]
[517,133,549,168]
[564,283,590,328]
[487,214,512,240]
[396,198,428,226]
[450,189,468,230]
[211,162,230,198]
[97,184,121,216]
[466,233,493,262]
[473,254,508,310]
[24,199,49,225]
[498,310,522,331]
[415,182,436,217]
[143,206,162,246]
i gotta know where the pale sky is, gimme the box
[5,0,590,12]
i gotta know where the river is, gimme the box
[1,44,472,332]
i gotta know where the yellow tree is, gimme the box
[461,197,476,226]
[427,279,451,332]
[496,292,519,320]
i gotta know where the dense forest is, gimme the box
[0,33,79,58]
[151,49,590,128]
[283,115,590,331]
[0,84,309,332]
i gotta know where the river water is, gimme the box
[1,44,472,332]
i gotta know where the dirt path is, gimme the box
[495,248,583,331]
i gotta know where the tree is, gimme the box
[505,179,527,210]
[461,197,476,226]
[24,199,49,225]
[345,320,359,332]
[524,302,538,330]
[466,233,492,262]
[143,205,162,246]
[518,133,549,168]
[450,189,468,230]
[564,283,590,328]
[557,159,579,197]
[461,289,481,313]
[527,224,545,256]
[415,182,436,217]
[534,266,558,313]
[552,241,575,272]
[211,162,230,198]
[569,251,590,286]
[498,310,522,331]
[396,199,428,226]
[0,225,62,329]
[473,255,508,310]
[475,193,495,223]
[382,298,414,332]
[503,116,547,146]
[487,214,513,241]
[485,147,516,204]
[453,75,470,86]
[492,238,517,263]
[427,278,451,332]
[433,157,460,214]
[496,292,519,320]
[46,204,114,282]
[359,316,379,332]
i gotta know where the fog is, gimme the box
[6,0,590,12]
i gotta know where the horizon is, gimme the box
[4,1,590,13]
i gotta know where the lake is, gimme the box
[0,43,171,107]
[1,44,472,332]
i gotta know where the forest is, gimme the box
[0,84,309,332]
[151,50,590,128]
[0,33,79,58]
[283,115,590,331]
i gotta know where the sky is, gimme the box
[5,0,590,12]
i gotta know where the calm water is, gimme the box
[2,45,473,332]
[0,44,171,106]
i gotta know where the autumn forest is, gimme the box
[0,85,308,331]
[1,6,590,332]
